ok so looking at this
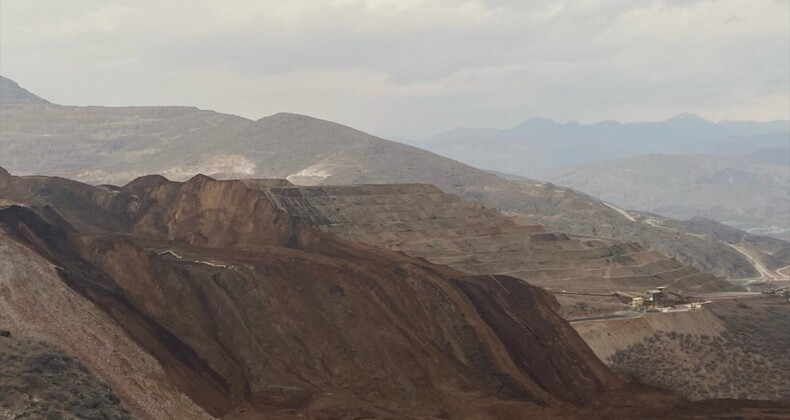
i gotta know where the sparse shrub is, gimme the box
[606,301,790,402]
[0,338,132,419]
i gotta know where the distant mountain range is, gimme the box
[422,116,790,240]
[0,76,784,279]
[424,114,789,171]
[533,153,790,240]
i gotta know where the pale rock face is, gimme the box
[163,154,256,180]
[76,170,146,185]
[286,164,334,185]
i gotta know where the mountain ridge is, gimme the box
[433,114,790,142]
[0,76,770,280]
[423,115,789,173]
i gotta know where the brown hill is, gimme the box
[0,170,618,418]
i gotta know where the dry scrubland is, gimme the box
[0,336,131,419]
[606,298,790,401]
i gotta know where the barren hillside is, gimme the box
[0,83,761,279]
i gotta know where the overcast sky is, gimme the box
[1,0,788,138]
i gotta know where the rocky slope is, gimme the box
[660,217,790,272]
[0,81,759,279]
[452,177,761,280]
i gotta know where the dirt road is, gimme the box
[728,243,788,281]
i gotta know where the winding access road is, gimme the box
[727,243,788,282]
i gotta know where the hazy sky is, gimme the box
[1,0,788,138]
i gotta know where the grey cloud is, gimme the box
[0,0,787,138]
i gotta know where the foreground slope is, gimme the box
[0,91,759,279]
[0,335,132,419]
[0,221,213,419]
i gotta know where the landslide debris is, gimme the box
[0,171,620,418]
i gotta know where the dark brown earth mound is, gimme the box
[0,169,787,419]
